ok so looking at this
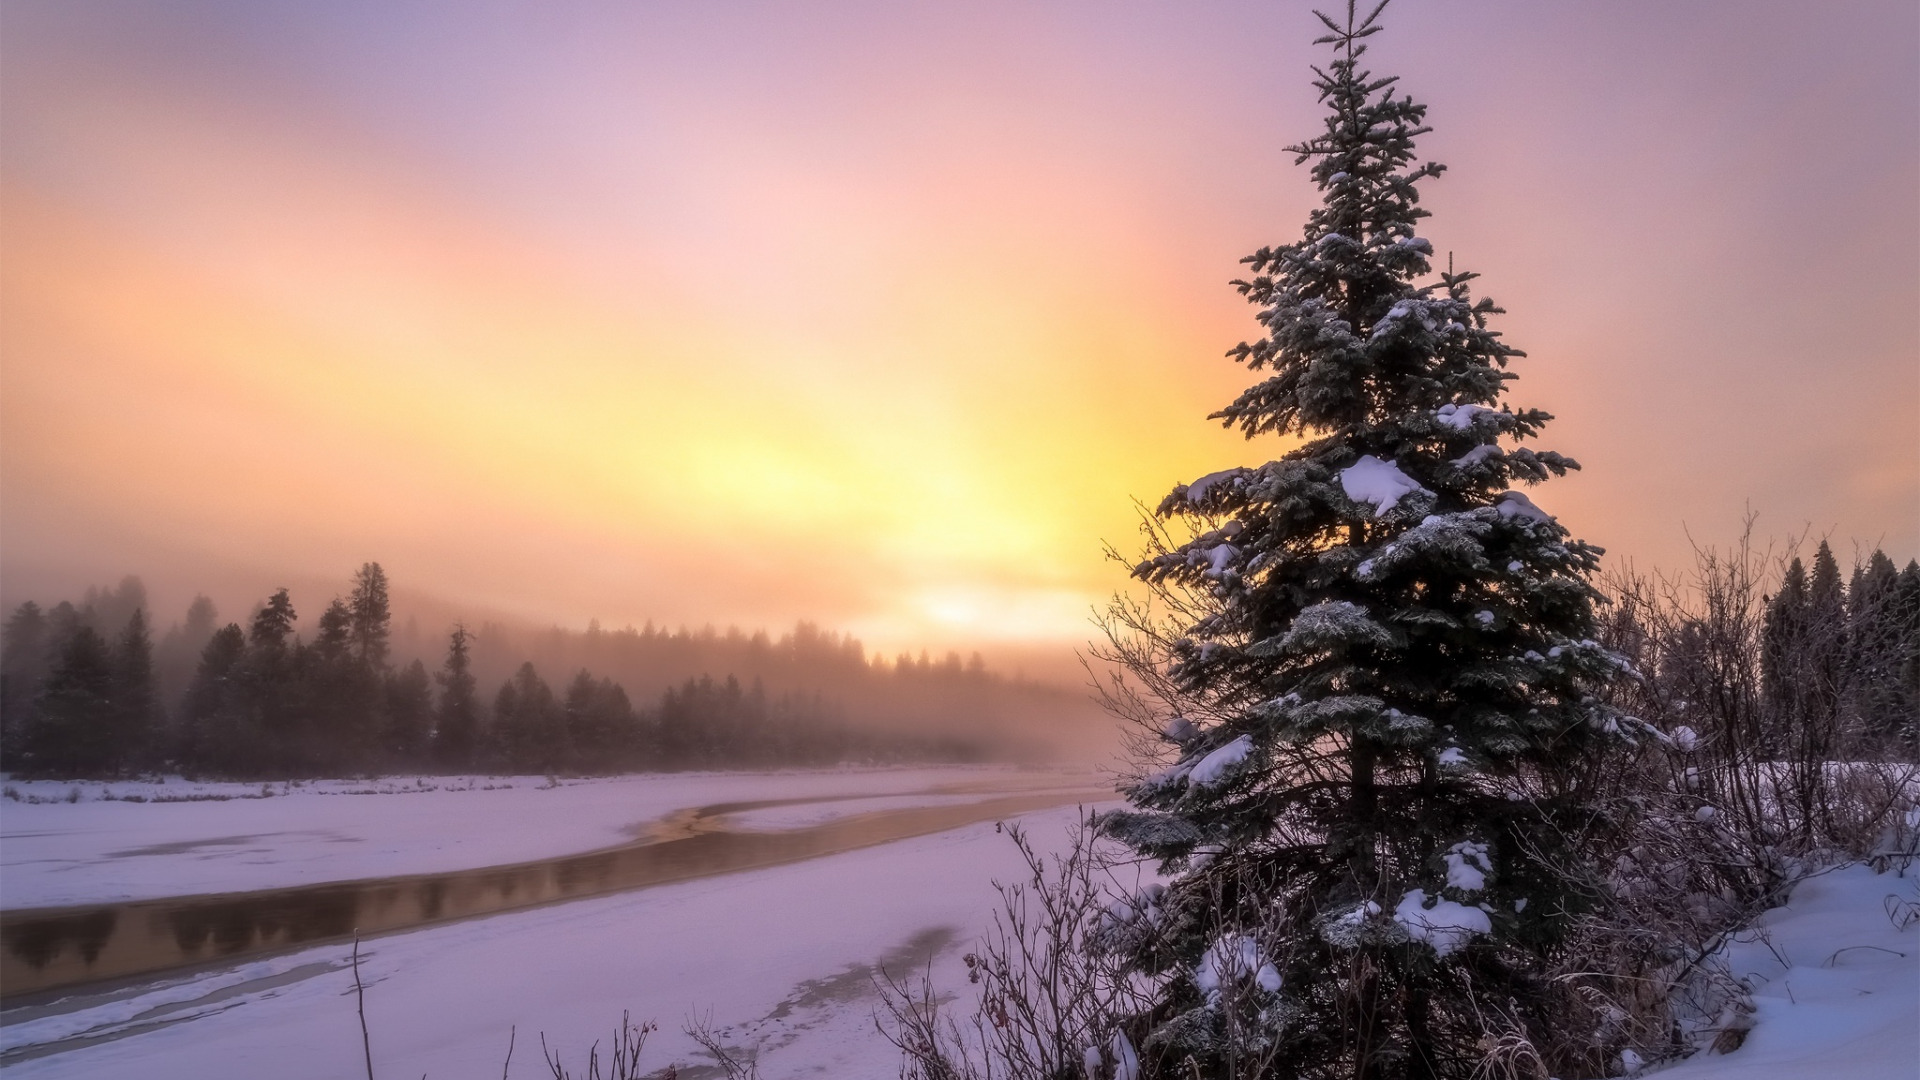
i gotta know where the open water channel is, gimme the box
[0,785,1104,1000]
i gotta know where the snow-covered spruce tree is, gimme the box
[1099,4,1630,1077]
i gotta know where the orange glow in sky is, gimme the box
[3,1,1914,664]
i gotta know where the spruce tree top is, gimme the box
[1122,0,1624,832]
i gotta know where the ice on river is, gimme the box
[0,803,1116,1079]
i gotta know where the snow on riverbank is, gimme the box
[0,766,1099,908]
[1,803,1122,1080]
[1652,862,1919,1080]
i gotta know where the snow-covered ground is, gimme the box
[1,804,1119,1079]
[1651,862,1919,1080]
[3,771,1911,1079]
[0,766,1098,908]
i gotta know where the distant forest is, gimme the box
[0,564,1104,779]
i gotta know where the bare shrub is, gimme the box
[538,1012,655,1080]
[529,1011,762,1080]
[1544,522,1920,1070]
[685,1012,761,1080]
[877,815,1159,1080]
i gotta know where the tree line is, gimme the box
[0,563,998,779]
[1760,540,1920,751]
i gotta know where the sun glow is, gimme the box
[2,2,1913,662]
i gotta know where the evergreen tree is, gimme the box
[246,590,304,773]
[434,625,480,769]
[179,623,248,772]
[44,601,82,652]
[1766,538,1843,749]
[313,599,352,664]
[384,659,433,766]
[348,562,392,671]
[303,595,383,774]
[1895,561,1920,750]
[108,608,159,771]
[1761,556,1809,725]
[23,626,116,775]
[250,589,298,652]
[1,601,50,763]
[656,681,691,765]
[183,595,219,640]
[492,662,565,773]
[1100,6,1626,1075]
[1844,550,1905,738]
[80,576,147,641]
[155,595,218,724]
[564,670,637,772]
[1807,542,1846,672]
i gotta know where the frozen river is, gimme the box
[0,767,1121,1078]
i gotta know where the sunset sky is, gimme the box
[2,0,1914,667]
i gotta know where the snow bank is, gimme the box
[1649,864,1918,1080]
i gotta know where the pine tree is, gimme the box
[493,662,565,773]
[1762,556,1809,727]
[1,601,50,764]
[303,594,385,774]
[1843,550,1905,738]
[347,562,392,671]
[1756,541,1851,829]
[384,659,434,766]
[1895,562,1920,750]
[1100,5,1627,1075]
[313,599,352,664]
[24,626,116,776]
[250,589,298,652]
[155,595,218,723]
[246,590,304,773]
[565,670,637,772]
[80,576,147,641]
[180,623,248,773]
[108,608,159,772]
[434,624,481,770]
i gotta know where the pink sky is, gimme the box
[2,0,1914,667]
